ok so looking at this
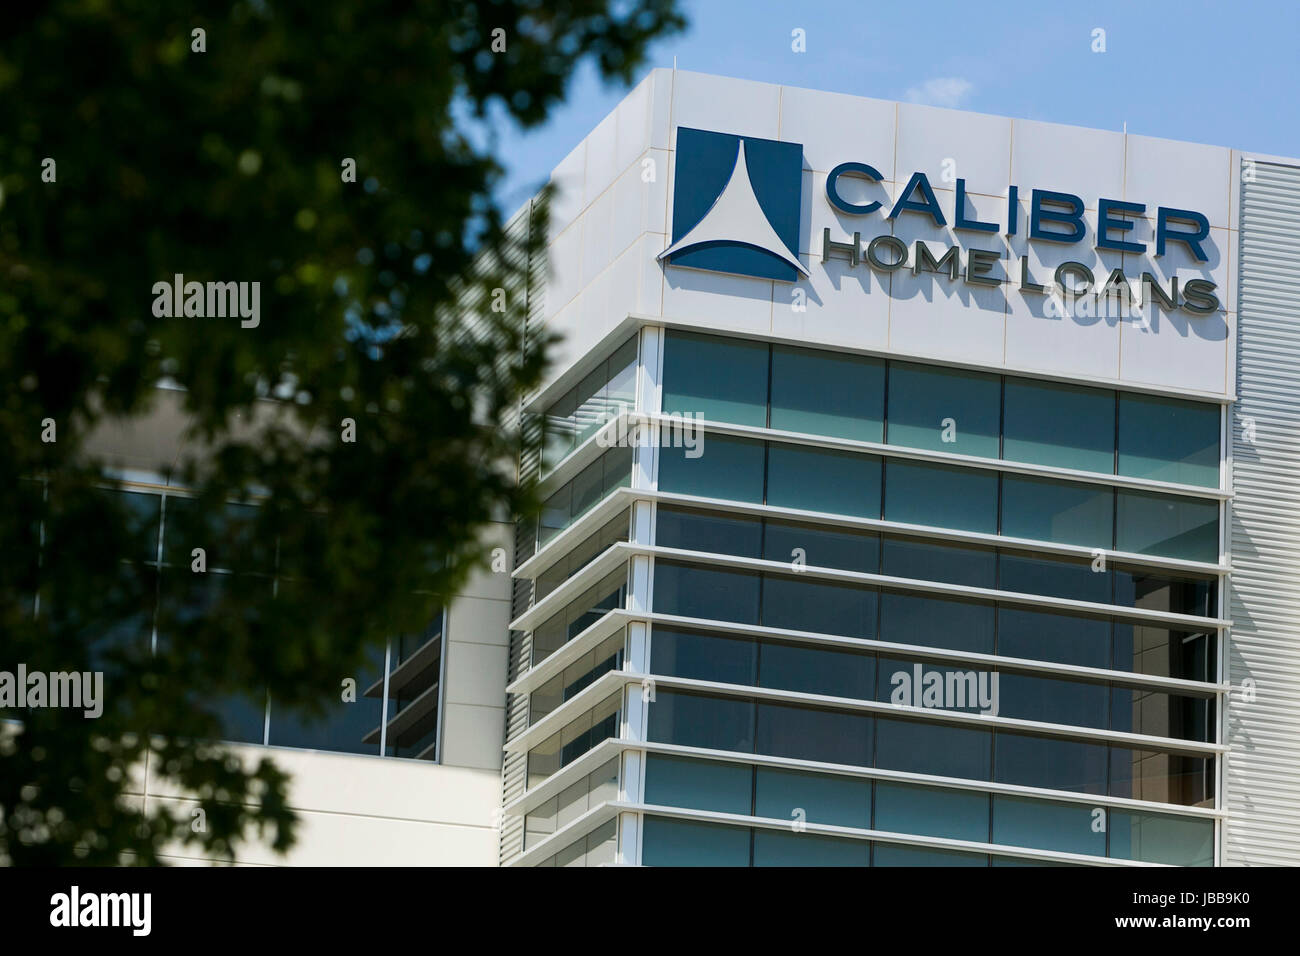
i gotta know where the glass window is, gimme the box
[527,731,562,789]
[644,755,752,815]
[994,732,1108,794]
[537,448,631,546]
[658,434,765,503]
[268,640,388,755]
[662,332,769,427]
[761,574,875,639]
[642,817,751,866]
[647,690,755,755]
[874,782,989,843]
[542,386,580,473]
[156,569,269,745]
[766,443,881,518]
[884,461,998,535]
[755,701,873,767]
[1109,748,1212,807]
[875,717,992,781]
[552,817,619,868]
[992,795,1106,857]
[1113,564,1215,618]
[996,607,1109,669]
[1112,624,1215,683]
[536,510,629,602]
[753,830,871,866]
[872,843,987,866]
[758,639,875,701]
[882,536,995,589]
[653,561,759,625]
[754,767,872,829]
[763,520,879,574]
[569,458,605,525]
[113,489,162,564]
[603,446,633,497]
[1110,809,1214,866]
[539,484,571,545]
[770,346,885,442]
[1118,393,1219,488]
[999,550,1110,604]
[1115,490,1218,563]
[656,506,762,559]
[1003,378,1115,473]
[996,672,1108,730]
[540,336,639,475]
[879,592,995,655]
[1001,475,1114,549]
[887,362,1000,458]
[163,496,271,573]
[607,337,638,414]
[1111,685,1213,743]
[650,627,757,687]
[877,658,997,715]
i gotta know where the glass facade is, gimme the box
[516,329,1225,867]
[21,484,449,761]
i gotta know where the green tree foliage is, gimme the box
[0,0,683,864]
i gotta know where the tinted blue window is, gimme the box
[658,434,765,503]
[754,767,872,829]
[877,657,998,715]
[884,461,998,534]
[770,346,884,442]
[997,607,1110,669]
[1109,809,1214,866]
[874,782,989,842]
[755,701,873,767]
[644,755,752,815]
[1001,475,1114,549]
[1118,393,1219,488]
[662,332,769,427]
[882,536,996,588]
[997,672,1108,729]
[995,732,1108,794]
[1116,490,1219,563]
[269,641,387,755]
[653,561,759,625]
[642,817,751,866]
[753,830,871,866]
[762,574,875,639]
[763,520,879,573]
[875,718,992,781]
[766,443,881,518]
[992,795,1106,857]
[758,639,875,701]
[647,690,755,754]
[873,844,987,866]
[887,362,1000,458]
[879,592,995,655]
[999,550,1110,604]
[650,627,757,686]
[656,506,762,558]
[1003,378,1115,474]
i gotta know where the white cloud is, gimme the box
[903,77,974,109]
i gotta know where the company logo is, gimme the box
[660,127,807,282]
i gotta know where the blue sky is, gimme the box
[490,0,1299,210]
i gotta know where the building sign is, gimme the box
[661,126,1219,315]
